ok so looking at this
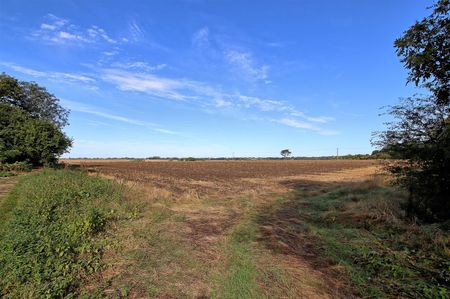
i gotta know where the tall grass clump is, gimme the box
[0,169,129,298]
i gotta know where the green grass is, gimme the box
[214,221,261,299]
[290,181,450,298]
[0,169,132,298]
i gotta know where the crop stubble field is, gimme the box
[60,159,383,298]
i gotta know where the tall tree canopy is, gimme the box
[394,0,449,105]
[0,103,72,165]
[0,74,72,165]
[0,73,69,128]
[375,0,450,222]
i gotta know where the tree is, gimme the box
[374,0,450,222]
[280,149,291,158]
[394,0,449,106]
[0,103,72,165]
[0,73,69,128]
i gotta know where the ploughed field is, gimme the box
[64,159,380,197]
[67,159,377,180]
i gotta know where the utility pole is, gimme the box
[336,147,339,159]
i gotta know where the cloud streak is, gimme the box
[225,50,269,82]
[192,27,270,83]
[1,62,95,83]
[61,99,180,135]
[275,118,339,136]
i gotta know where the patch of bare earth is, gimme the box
[0,176,18,203]
[69,160,380,298]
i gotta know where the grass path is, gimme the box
[0,176,18,203]
[89,166,379,298]
[0,176,19,228]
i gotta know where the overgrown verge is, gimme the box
[260,178,450,298]
[0,169,132,298]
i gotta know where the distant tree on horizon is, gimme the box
[280,149,292,158]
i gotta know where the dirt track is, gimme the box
[0,177,17,203]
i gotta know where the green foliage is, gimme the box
[291,183,450,298]
[280,149,291,158]
[0,169,127,298]
[0,73,69,128]
[0,103,72,165]
[375,0,450,221]
[394,0,449,106]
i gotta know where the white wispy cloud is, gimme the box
[2,60,337,136]
[128,20,144,42]
[237,95,290,112]
[61,99,152,126]
[86,25,116,43]
[215,99,233,108]
[103,50,119,56]
[192,27,210,46]
[1,62,95,83]
[31,14,117,45]
[191,27,270,83]
[61,99,179,135]
[101,69,197,101]
[276,118,314,130]
[111,61,167,72]
[225,50,269,82]
[153,128,179,135]
[305,116,336,123]
[275,118,339,136]
[100,67,337,134]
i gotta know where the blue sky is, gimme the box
[0,0,432,157]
